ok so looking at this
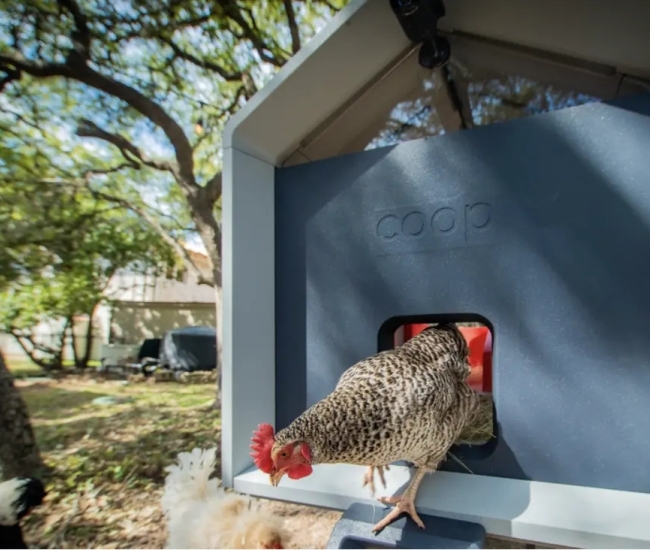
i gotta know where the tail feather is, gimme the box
[0,478,45,526]
[163,448,287,549]
[161,447,222,519]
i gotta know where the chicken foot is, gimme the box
[362,465,390,497]
[371,467,427,533]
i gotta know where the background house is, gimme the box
[1,246,216,366]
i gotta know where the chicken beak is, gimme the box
[269,469,285,487]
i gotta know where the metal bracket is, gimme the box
[389,0,450,69]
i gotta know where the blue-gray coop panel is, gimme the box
[326,503,486,549]
[274,92,650,493]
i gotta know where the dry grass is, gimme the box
[7,357,45,378]
[457,393,495,445]
[14,377,551,549]
[6,357,101,379]
[16,376,341,549]
[18,376,220,548]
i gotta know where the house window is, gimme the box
[176,269,187,283]
[165,266,187,283]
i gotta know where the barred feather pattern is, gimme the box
[272,323,479,469]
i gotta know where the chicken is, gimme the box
[250,323,479,533]
[162,447,286,549]
[0,477,46,549]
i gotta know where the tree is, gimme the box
[0,178,176,370]
[0,175,58,476]
[0,0,347,382]
[0,138,176,482]
[368,66,598,149]
[0,349,45,480]
[0,0,350,478]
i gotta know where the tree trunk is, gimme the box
[0,349,44,480]
[11,331,61,371]
[189,196,223,408]
[59,316,72,368]
[78,305,98,369]
[70,316,83,369]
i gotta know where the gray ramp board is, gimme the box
[275,92,650,493]
[326,503,486,549]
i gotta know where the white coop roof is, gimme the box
[223,0,650,166]
[222,1,650,547]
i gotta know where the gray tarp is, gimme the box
[158,326,218,372]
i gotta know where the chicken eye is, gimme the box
[279,451,288,458]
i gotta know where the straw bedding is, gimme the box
[455,393,494,445]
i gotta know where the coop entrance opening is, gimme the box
[378,315,494,449]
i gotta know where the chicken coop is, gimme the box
[221,0,650,547]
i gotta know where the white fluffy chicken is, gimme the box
[162,447,286,549]
[0,477,46,549]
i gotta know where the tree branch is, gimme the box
[0,106,43,131]
[0,49,197,190]
[160,37,243,82]
[8,172,213,286]
[0,51,71,79]
[64,53,197,189]
[9,329,59,370]
[57,0,91,59]
[81,162,135,176]
[0,65,21,93]
[86,188,214,287]
[283,0,302,54]
[219,86,246,116]
[94,13,213,43]
[313,0,343,11]
[241,71,258,100]
[220,2,288,67]
[203,172,222,205]
[76,119,175,173]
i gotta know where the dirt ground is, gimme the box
[255,500,546,549]
[12,376,341,549]
[266,501,342,548]
[13,375,553,549]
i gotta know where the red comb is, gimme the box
[250,423,276,474]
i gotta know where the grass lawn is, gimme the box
[17,376,220,549]
[7,358,101,379]
[7,358,46,378]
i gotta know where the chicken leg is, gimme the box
[362,465,390,497]
[371,467,427,533]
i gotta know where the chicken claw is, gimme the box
[372,495,425,533]
[377,465,389,488]
[362,465,390,497]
